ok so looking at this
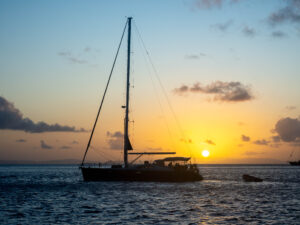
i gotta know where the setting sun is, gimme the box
[202,150,210,158]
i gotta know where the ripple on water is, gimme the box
[0,165,299,224]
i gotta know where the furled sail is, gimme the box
[127,136,133,151]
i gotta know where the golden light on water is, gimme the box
[202,150,210,158]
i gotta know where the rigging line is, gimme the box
[132,26,177,153]
[91,147,111,162]
[81,20,128,166]
[92,146,119,163]
[133,22,192,159]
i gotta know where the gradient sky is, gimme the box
[1,0,300,163]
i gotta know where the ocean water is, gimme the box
[0,165,299,224]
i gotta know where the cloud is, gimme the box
[16,139,26,143]
[185,54,200,59]
[40,140,53,149]
[253,139,269,145]
[174,85,189,95]
[271,30,288,38]
[211,20,234,32]
[274,117,300,142]
[58,51,87,64]
[174,81,254,102]
[146,147,163,151]
[270,143,281,148]
[268,0,300,26]
[286,105,297,111]
[191,0,241,10]
[180,138,193,143]
[107,131,123,138]
[60,145,71,149]
[241,135,250,142]
[68,57,87,64]
[84,47,91,52]
[271,135,281,143]
[58,47,94,64]
[106,131,123,150]
[244,151,264,156]
[0,96,85,133]
[242,26,256,37]
[205,139,216,145]
[290,139,300,147]
[185,53,207,60]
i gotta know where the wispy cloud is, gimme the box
[205,139,216,145]
[241,135,250,142]
[271,30,288,38]
[238,121,245,126]
[185,52,207,60]
[191,0,241,10]
[0,96,86,133]
[58,46,98,65]
[244,151,265,156]
[58,51,87,64]
[242,26,256,37]
[253,139,269,145]
[174,81,254,102]
[40,140,53,149]
[185,52,208,60]
[180,138,193,144]
[286,105,296,111]
[60,145,71,149]
[185,54,200,59]
[211,20,234,32]
[146,147,163,151]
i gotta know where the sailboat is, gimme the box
[79,17,203,182]
[289,161,300,166]
[288,149,300,166]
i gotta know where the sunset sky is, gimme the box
[1,0,300,164]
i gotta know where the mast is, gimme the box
[124,17,132,168]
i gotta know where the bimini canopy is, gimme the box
[156,157,190,162]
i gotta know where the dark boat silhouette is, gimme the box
[289,160,300,166]
[288,149,300,166]
[242,174,263,182]
[80,17,203,182]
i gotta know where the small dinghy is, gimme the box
[243,174,263,182]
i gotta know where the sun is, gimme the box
[202,150,210,157]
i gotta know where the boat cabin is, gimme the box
[154,157,190,167]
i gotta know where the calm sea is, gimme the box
[0,164,299,224]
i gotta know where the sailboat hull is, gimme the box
[289,161,300,166]
[80,167,203,182]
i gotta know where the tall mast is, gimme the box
[124,17,132,168]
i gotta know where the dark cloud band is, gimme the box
[0,96,86,133]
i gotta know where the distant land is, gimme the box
[0,158,287,165]
[0,159,87,165]
[203,158,287,165]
